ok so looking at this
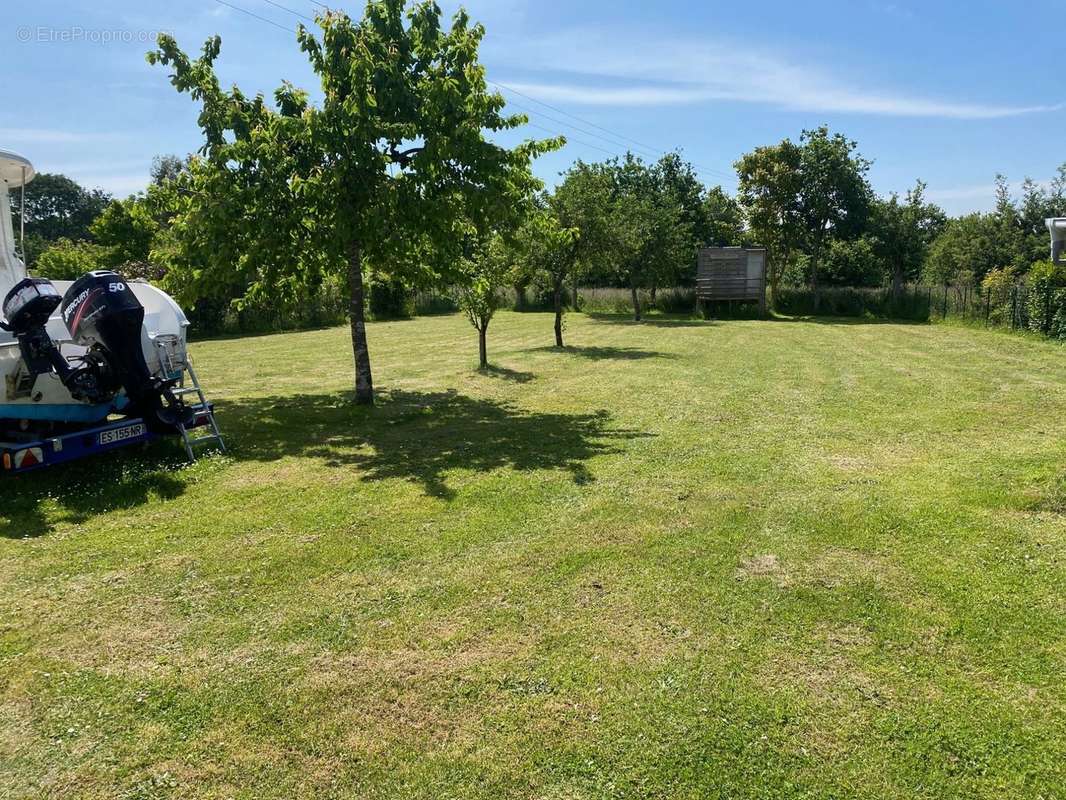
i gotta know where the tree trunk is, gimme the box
[478,324,488,369]
[810,238,822,314]
[630,276,642,322]
[892,261,904,302]
[553,277,564,347]
[347,242,374,405]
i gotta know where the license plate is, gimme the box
[99,423,146,446]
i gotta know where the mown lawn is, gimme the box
[2,311,1064,799]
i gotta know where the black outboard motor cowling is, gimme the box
[2,277,113,402]
[60,271,191,429]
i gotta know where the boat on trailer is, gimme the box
[0,149,223,474]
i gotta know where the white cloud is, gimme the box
[492,30,1062,119]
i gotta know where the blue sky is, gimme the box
[2,0,1064,214]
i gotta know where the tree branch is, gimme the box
[388,145,425,168]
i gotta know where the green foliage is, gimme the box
[12,173,111,264]
[651,286,698,313]
[736,126,871,303]
[870,181,946,292]
[456,234,514,366]
[774,285,931,320]
[554,154,695,319]
[923,213,999,286]
[734,138,804,300]
[980,267,1017,326]
[702,186,744,247]
[1026,260,1066,338]
[148,0,559,402]
[150,154,191,186]
[821,236,882,286]
[90,197,159,266]
[367,278,413,320]
[32,238,112,280]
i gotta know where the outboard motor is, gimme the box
[2,276,116,404]
[1,270,191,430]
[60,271,192,429]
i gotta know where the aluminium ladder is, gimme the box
[156,336,225,461]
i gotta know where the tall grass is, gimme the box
[773,285,931,321]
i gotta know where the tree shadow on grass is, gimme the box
[3,387,647,535]
[478,364,536,383]
[528,345,676,361]
[762,314,929,326]
[585,312,714,329]
[214,388,650,500]
[1,445,191,539]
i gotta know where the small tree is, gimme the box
[515,208,579,347]
[736,128,871,310]
[794,127,871,309]
[149,1,558,404]
[735,140,804,307]
[456,234,513,369]
[870,181,946,300]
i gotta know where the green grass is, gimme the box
[2,311,1064,799]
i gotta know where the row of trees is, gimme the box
[16,1,1065,405]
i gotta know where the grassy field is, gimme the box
[2,311,1064,799]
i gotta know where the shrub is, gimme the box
[367,277,413,320]
[1027,261,1066,339]
[980,267,1016,326]
[32,238,113,280]
[774,285,930,320]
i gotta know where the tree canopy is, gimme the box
[149,0,559,403]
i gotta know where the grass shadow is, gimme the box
[3,386,647,533]
[214,389,651,500]
[528,345,676,361]
[762,314,930,326]
[478,364,536,383]
[584,312,714,329]
[1,444,193,539]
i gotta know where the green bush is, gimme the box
[32,238,113,280]
[187,275,348,338]
[980,267,1016,327]
[367,278,413,320]
[1027,261,1066,339]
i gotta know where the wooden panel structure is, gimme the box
[696,247,767,313]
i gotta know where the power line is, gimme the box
[502,97,661,161]
[489,80,735,182]
[205,1,735,185]
[259,0,314,21]
[508,101,730,186]
[521,122,625,159]
[210,0,295,33]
